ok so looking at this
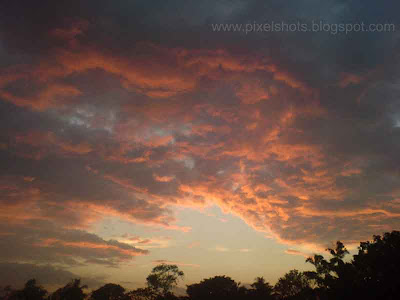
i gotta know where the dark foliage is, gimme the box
[2,279,47,300]
[146,264,184,297]
[49,279,87,300]
[304,231,400,300]
[186,275,239,300]
[274,270,313,300]
[89,284,125,300]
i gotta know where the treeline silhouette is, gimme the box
[1,231,400,300]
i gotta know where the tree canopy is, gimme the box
[146,264,184,297]
[49,279,87,300]
[274,270,312,300]
[186,275,239,300]
[90,284,125,300]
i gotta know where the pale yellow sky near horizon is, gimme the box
[67,205,319,291]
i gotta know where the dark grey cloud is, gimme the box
[0,263,104,290]
[0,220,148,268]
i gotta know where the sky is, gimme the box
[1,0,400,291]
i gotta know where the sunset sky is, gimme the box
[1,0,400,291]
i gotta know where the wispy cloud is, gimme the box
[239,248,252,253]
[215,246,230,252]
[187,241,201,249]
[152,260,200,268]
[285,249,312,258]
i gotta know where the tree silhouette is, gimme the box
[274,270,312,300]
[0,285,15,300]
[49,279,87,300]
[146,264,184,298]
[352,231,400,300]
[5,279,47,300]
[124,288,154,300]
[305,241,352,286]
[248,277,274,300]
[90,283,125,300]
[303,231,400,300]
[186,276,239,300]
[304,241,356,300]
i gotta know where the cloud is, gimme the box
[120,234,172,249]
[0,220,148,268]
[153,174,175,183]
[0,83,82,111]
[152,260,200,268]
[14,131,92,156]
[285,249,312,258]
[0,263,104,290]
[238,249,252,253]
[215,246,230,252]
[187,241,201,249]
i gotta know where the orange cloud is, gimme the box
[154,174,175,182]
[236,80,270,104]
[0,41,314,114]
[338,72,365,87]
[0,83,81,111]
[1,32,398,254]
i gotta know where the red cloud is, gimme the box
[1,29,399,256]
